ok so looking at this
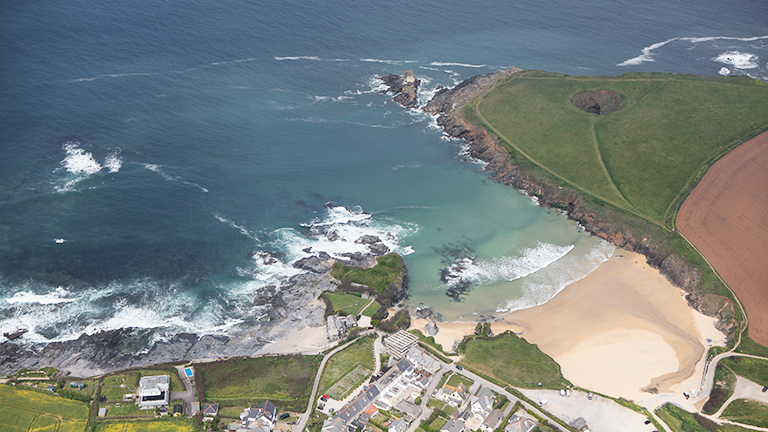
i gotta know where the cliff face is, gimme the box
[422,69,736,338]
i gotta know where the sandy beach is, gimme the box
[410,250,725,403]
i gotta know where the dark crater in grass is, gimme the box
[573,90,623,115]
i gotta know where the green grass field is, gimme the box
[196,354,320,411]
[720,356,768,386]
[325,292,368,315]
[722,399,768,428]
[445,373,473,389]
[94,419,197,432]
[656,403,753,432]
[469,70,768,228]
[459,331,569,389]
[318,336,375,399]
[100,372,139,402]
[331,254,405,293]
[0,385,88,432]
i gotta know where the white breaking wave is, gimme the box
[215,214,259,241]
[430,62,486,68]
[499,240,614,312]
[361,58,417,65]
[444,242,575,287]
[141,163,209,192]
[617,35,768,66]
[5,287,76,305]
[67,72,158,83]
[714,51,759,69]
[53,142,123,192]
[274,56,348,62]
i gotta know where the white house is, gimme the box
[237,401,277,432]
[137,375,170,409]
[436,383,468,408]
[470,386,495,421]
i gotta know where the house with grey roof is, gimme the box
[137,375,170,409]
[388,418,408,432]
[238,401,277,432]
[505,415,537,432]
[405,346,441,374]
[470,386,495,420]
[441,418,465,432]
[436,382,468,407]
[480,409,504,432]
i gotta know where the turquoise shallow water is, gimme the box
[0,0,766,344]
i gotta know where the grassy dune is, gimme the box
[470,71,768,228]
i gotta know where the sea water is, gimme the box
[1,0,766,344]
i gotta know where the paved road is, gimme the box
[451,366,569,432]
[713,376,768,418]
[404,366,451,432]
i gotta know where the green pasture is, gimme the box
[325,292,368,315]
[196,354,321,411]
[459,331,569,389]
[469,70,768,228]
[722,399,768,428]
[0,385,88,432]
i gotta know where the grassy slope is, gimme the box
[331,253,405,293]
[196,355,321,410]
[720,357,768,386]
[656,403,753,432]
[459,331,569,389]
[474,71,768,227]
[722,399,768,428]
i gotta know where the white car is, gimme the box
[538,399,547,406]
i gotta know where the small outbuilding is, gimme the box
[173,403,184,416]
[97,407,107,417]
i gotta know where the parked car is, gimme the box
[587,392,593,400]
[455,365,463,371]
[329,408,335,414]
[280,413,290,420]
[538,399,547,406]
[320,396,328,402]
[763,386,768,392]
[317,404,325,410]
[322,394,329,399]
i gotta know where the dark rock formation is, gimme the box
[293,252,334,273]
[381,70,421,108]
[424,320,439,336]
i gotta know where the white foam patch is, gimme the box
[430,62,486,68]
[617,35,768,67]
[714,51,759,69]
[53,142,124,192]
[444,242,575,288]
[274,56,348,62]
[361,58,417,65]
[719,67,732,76]
[5,287,76,305]
[142,163,209,192]
[499,241,614,312]
[215,214,259,241]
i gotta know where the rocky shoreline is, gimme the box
[400,69,734,338]
[0,233,408,378]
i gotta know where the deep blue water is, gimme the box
[1,0,766,343]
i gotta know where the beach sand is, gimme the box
[410,250,725,402]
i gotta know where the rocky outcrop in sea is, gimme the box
[381,70,421,108]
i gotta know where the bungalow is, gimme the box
[436,383,468,407]
[505,415,537,432]
[70,381,86,389]
[203,403,220,417]
[137,375,170,409]
[480,409,504,432]
[441,418,465,432]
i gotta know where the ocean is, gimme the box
[1,0,766,345]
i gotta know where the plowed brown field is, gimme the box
[677,131,768,346]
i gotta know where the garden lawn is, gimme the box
[459,332,569,389]
[325,292,366,315]
[196,354,321,411]
[331,254,405,293]
[319,336,375,399]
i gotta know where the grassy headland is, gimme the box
[461,70,768,341]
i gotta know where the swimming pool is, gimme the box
[184,367,193,377]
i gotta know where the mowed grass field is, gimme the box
[0,385,88,432]
[318,336,375,399]
[469,70,768,228]
[196,354,321,411]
